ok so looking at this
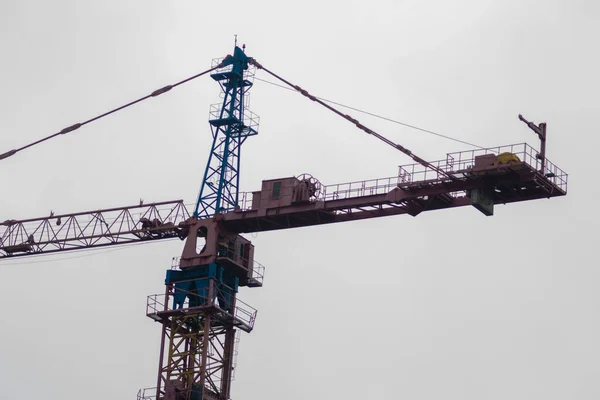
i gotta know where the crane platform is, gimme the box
[224,142,567,232]
[146,288,257,333]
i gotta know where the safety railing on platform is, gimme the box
[235,143,567,210]
[237,191,254,210]
[446,143,567,191]
[248,260,266,286]
[137,388,156,400]
[397,142,569,192]
[237,177,403,208]
[541,157,568,191]
[227,291,258,329]
[146,280,258,330]
[146,293,167,318]
[321,176,400,201]
[211,56,256,82]
[138,386,221,400]
[208,103,260,135]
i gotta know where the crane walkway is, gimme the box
[225,142,567,232]
[236,142,566,208]
[146,286,257,333]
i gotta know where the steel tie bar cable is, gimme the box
[249,59,456,181]
[0,61,228,161]
[254,76,484,149]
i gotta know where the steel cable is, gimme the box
[0,63,225,161]
[249,59,457,180]
[254,76,484,149]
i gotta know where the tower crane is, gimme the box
[0,46,568,400]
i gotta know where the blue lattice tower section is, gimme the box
[194,46,259,218]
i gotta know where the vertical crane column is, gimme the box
[146,46,262,400]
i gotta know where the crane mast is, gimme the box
[147,46,262,400]
[0,45,568,400]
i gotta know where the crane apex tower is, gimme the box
[194,46,259,219]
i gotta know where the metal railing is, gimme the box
[235,142,568,211]
[227,293,257,329]
[321,176,400,201]
[397,143,539,184]
[138,386,228,400]
[238,191,253,211]
[211,56,256,82]
[246,260,266,286]
[146,292,167,317]
[208,104,260,134]
[146,281,258,330]
[445,143,567,192]
[236,177,402,209]
[136,388,156,400]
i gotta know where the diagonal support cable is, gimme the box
[254,76,484,149]
[249,59,456,181]
[0,62,228,161]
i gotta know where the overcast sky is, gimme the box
[0,1,597,399]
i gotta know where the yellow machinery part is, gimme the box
[495,152,521,165]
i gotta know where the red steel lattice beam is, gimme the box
[0,200,189,257]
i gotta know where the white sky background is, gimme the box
[0,0,597,399]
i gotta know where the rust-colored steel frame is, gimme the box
[224,143,567,232]
[0,200,189,258]
[149,279,253,400]
[157,315,235,399]
[0,143,568,259]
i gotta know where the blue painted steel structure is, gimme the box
[194,46,258,218]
